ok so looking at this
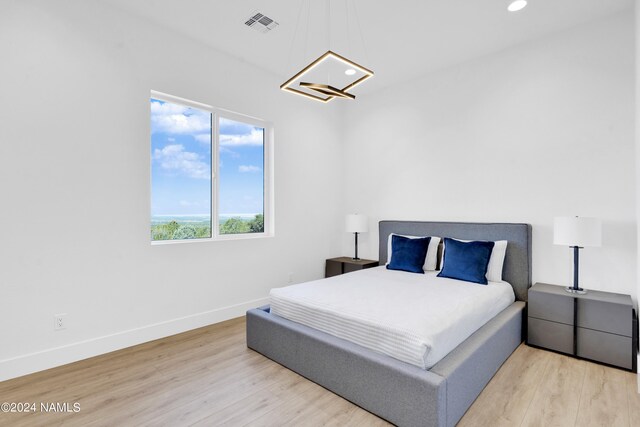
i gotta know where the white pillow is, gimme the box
[439,239,508,282]
[386,234,441,271]
[486,240,508,282]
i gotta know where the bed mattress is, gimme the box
[269,266,515,369]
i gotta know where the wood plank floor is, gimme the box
[0,317,637,426]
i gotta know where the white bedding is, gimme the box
[269,266,515,369]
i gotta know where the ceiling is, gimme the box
[104,0,633,95]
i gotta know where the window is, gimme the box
[150,92,272,243]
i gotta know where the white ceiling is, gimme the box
[104,0,633,95]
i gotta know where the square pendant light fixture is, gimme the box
[280,50,374,103]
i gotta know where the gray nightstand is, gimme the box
[527,282,637,371]
[325,257,378,278]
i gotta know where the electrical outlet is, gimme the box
[54,314,67,331]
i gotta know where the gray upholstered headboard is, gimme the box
[379,221,532,301]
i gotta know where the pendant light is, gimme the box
[280,0,374,103]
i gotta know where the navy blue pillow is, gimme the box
[437,238,495,284]
[386,235,431,274]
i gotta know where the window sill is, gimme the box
[151,232,274,246]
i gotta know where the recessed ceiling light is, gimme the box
[345,68,356,76]
[508,0,527,12]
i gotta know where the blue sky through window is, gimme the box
[150,99,212,218]
[219,117,264,219]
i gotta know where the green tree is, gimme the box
[195,225,212,238]
[166,220,179,235]
[173,224,197,239]
[151,220,181,241]
[151,227,171,241]
[220,217,250,234]
[248,214,264,233]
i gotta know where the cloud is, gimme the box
[220,128,263,147]
[238,165,262,173]
[194,134,211,144]
[220,146,240,158]
[151,100,211,135]
[153,144,210,179]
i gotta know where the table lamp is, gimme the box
[345,214,368,260]
[553,216,602,294]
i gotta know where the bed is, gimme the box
[246,221,532,427]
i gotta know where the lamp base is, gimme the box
[565,287,587,295]
[352,257,361,261]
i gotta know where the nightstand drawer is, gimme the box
[528,289,573,325]
[577,327,633,370]
[528,317,573,354]
[577,299,633,337]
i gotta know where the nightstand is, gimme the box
[527,282,638,371]
[325,257,378,278]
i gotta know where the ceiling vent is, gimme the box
[244,12,279,34]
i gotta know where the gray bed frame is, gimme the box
[247,221,532,427]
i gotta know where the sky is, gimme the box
[150,99,264,218]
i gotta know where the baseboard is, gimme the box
[0,297,269,382]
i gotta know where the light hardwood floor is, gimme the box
[0,317,638,426]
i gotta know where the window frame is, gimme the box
[150,90,274,245]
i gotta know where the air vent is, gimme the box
[245,12,279,33]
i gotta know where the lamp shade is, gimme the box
[345,214,368,233]
[553,216,601,247]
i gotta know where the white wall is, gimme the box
[0,0,344,380]
[343,13,637,301]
